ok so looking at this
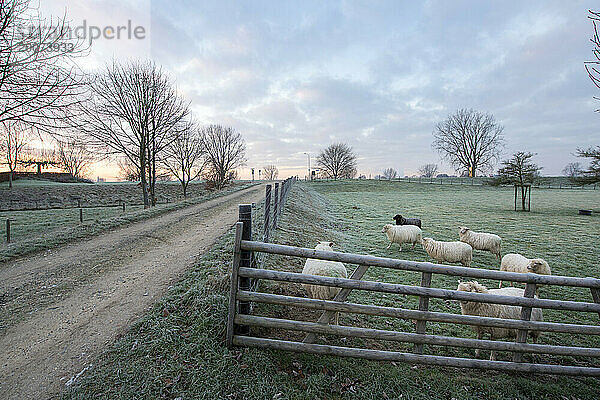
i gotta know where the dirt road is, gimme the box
[0,185,264,399]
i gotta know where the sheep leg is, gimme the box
[386,243,392,249]
[489,351,497,361]
[475,331,482,358]
[498,281,503,289]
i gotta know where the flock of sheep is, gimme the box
[301,214,553,361]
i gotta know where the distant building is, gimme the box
[97,177,106,183]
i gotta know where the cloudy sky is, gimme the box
[42,0,600,179]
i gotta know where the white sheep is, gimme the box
[457,281,543,361]
[499,253,551,292]
[421,237,473,267]
[302,241,348,325]
[381,224,422,251]
[458,227,502,260]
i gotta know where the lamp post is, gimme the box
[303,152,311,180]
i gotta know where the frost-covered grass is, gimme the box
[0,182,255,263]
[63,181,600,400]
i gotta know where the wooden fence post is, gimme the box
[122,202,126,212]
[513,282,536,362]
[237,204,253,336]
[226,222,244,349]
[264,184,272,242]
[273,182,279,229]
[6,219,10,243]
[414,272,432,354]
[79,208,83,223]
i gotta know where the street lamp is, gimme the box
[303,152,311,180]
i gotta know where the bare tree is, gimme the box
[495,152,542,211]
[433,109,504,177]
[201,125,246,189]
[574,146,600,184]
[0,0,88,128]
[382,167,397,180]
[418,163,439,178]
[57,138,94,180]
[563,162,582,182]
[316,143,357,180]
[586,10,600,110]
[0,120,31,188]
[263,164,279,180]
[77,60,189,207]
[161,119,206,197]
[118,158,140,182]
[20,146,59,176]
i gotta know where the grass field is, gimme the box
[0,180,222,210]
[63,180,600,399]
[0,181,254,263]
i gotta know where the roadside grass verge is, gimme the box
[0,182,256,263]
[64,182,599,399]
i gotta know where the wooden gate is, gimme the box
[226,210,600,376]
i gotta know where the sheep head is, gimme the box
[457,280,488,293]
[393,214,403,221]
[421,237,433,248]
[527,259,549,274]
[381,224,393,233]
[459,227,470,235]
[315,241,334,251]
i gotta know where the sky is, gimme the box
[36,0,600,180]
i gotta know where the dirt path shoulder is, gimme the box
[0,185,264,400]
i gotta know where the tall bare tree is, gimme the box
[563,162,582,182]
[0,0,87,128]
[586,10,600,110]
[433,109,504,177]
[57,138,94,180]
[263,164,279,180]
[77,60,189,207]
[418,163,438,178]
[495,152,542,211]
[161,119,206,197]
[0,119,31,188]
[382,167,397,180]
[316,143,357,180]
[201,125,246,189]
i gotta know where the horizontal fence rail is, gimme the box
[235,314,600,357]
[234,336,600,377]
[227,205,600,377]
[238,267,600,313]
[236,291,600,335]
[240,240,600,289]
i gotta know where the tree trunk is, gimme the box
[521,186,526,211]
[9,171,13,189]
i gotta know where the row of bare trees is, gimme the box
[0,1,248,205]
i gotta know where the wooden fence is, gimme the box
[227,208,600,376]
[262,177,295,243]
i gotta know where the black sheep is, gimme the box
[393,214,422,228]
